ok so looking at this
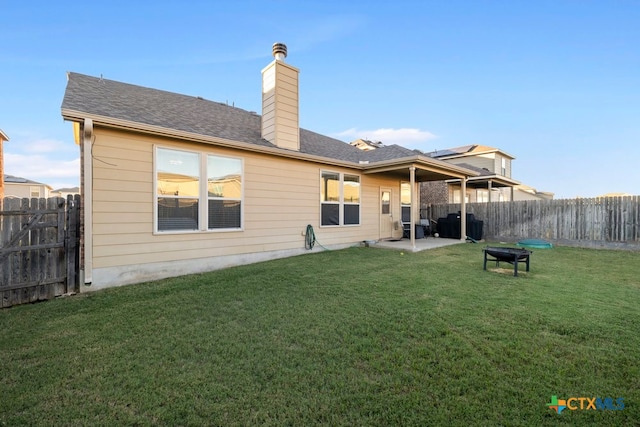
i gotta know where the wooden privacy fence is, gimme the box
[1,195,80,308]
[429,196,640,249]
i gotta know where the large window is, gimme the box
[156,147,242,232]
[321,171,360,226]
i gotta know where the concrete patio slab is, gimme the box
[368,237,470,252]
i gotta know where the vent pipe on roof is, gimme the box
[272,43,287,61]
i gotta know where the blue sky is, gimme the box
[2,0,639,198]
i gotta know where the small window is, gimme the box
[381,191,390,215]
[321,172,340,202]
[343,175,360,225]
[30,187,40,198]
[320,171,360,226]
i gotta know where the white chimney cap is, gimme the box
[272,42,287,61]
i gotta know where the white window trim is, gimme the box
[153,145,244,234]
[320,170,361,227]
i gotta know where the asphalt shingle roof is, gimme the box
[4,174,45,185]
[62,72,418,165]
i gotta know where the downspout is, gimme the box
[410,166,416,251]
[83,119,93,284]
[460,177,467,241]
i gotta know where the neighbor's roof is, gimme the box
[60,72,477,178]
[4,174,53,189]
[429,144,515,160]
[51,186,80,193]
[4,174,44,184]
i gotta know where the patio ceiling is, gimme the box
[446,174,521,189]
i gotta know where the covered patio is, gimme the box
[362,154,480,252]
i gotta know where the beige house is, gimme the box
[3,174,53,199]
[349,139,385,151]
[512,184,554,201]
[0,129,8,199]
[50,186,81,198]
[61,43,478,291]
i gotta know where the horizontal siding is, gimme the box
[276,70,297,84]
[274,92,298,109]
[275,78,297,94]
[90,127,405,271]
[272,101,298,116]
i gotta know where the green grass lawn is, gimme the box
[1,243,639,426]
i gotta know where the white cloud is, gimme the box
[334,127,438,149]
[4,153,80,188]
[21,138,72,154]
[7,131,77,154]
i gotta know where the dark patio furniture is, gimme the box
[437,212,483,240]
[483,247,531,277]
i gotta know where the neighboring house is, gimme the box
[349,139,385,151]
[0,129,8,199]
[353,142,548,206]
[427,145,520,203]
[50,186,81,198]
[512,184,554,201]
[61,42,479,291]
[3,174,53,199]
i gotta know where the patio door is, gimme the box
[380,188,393,239]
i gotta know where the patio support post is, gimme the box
[410,166,416,251]
[460,177,467,241]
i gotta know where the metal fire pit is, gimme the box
[483,247,531,277]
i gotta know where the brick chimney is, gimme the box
[261,43,300,151]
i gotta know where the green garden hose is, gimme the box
[304,224,329,250]
[305,224,316,250]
